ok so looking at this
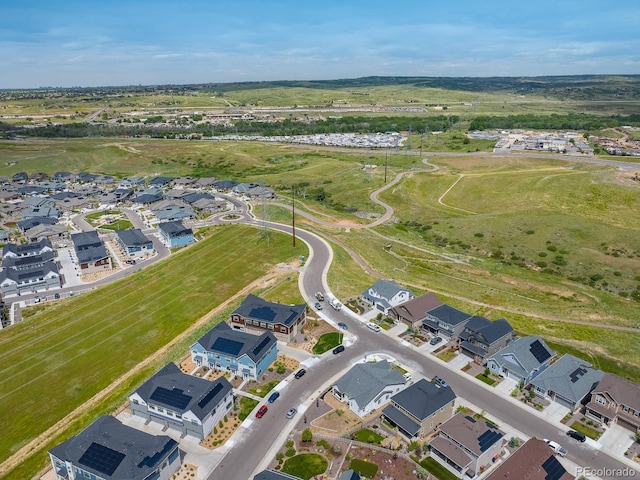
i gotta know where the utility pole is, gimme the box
[291,185,296,248]
[384,150,388,183]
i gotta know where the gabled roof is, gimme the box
[530,354,604,404]
[437,412,504,456]
[24,223,67,239]
[132,193,163,204]
[425,304,472,327]
[333,360,405,410]
[489,336,555,379]
[76,246,109,264]
[115,229,152,247]
[149,176,173,187]
[194,322,277,363]
[0,261,59,284]
[49,416,179,480]
[72,231,103,250]
[460,317,513,345]
[2,250,55,269]
[132,363,232,421]
[591,373,640,411]
[158,221,193,238]
[389,293,442,323]
[2,238,53,257]
[363,279,414,302]
[233,294,306,328]
[389,378,456,421]
[338,470,361,480]
[213,180,239,190]
[253,470,303,480]
[485,438,574,480]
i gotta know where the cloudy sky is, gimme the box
[1,0,639,88]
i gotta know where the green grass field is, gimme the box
[352,429,384,444]
[282,453,328,480]
[312,332,343,354]
[0,224,306,470]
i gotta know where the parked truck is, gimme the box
[329,297,342,311]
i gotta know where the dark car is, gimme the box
[294,368,306,379]
[566,430,586,442]
[268,391,280,403]
[433,376,449,388]
[256,405,268,418]
[332,345,345,354]
[430,336,443,345]
[314,302,323,310]
[337,322,348,330]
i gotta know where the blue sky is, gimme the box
[1,0,639,88]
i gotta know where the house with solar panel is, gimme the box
[428,412,505,479]
[190,322,278,380]
[230,294,307,342]
[114,229,154,258]
[484,438,574,480]
[361,279,414,314]
[530,354,604,411]
[381,379,456,439]
[48,415,182,480]
[487,336,556,385]
[129,362,234,440]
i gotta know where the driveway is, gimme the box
[544,402,571,422]
[598,424,636,455]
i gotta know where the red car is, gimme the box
[256,405,268,418]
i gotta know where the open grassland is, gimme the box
[0,224,306,471]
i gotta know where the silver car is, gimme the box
[286,408,297,419]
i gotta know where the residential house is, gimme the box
[457,317,514,363]
[232,182,260,196]
[17,185,46,196]
[213,180,239,191]
[21,206,61,220]
[17,216,58,233]
[129,362,234,440]
[361,279,414,314]
[76,172,99,184]
[158,221,195,248]
[98,188,134,205]
[155,204,194,222]
[338,471,361,480]
[0,190,20,202]
[119,176,145,188]
[389,292,443,328]
[172,176,197,188]
[190,322,278,380]
[0,230,8,243]
[48,415,182,480]
[585,373,640,432]
[331,360,407,417]
[149,176,174,188]
[230,294,306,342]
[194,177,217,189]
[22,196,56,209]
[39,181,67,192]
[484,438,574,480]
[72,231,112,275]
[12,171,28,183]
[428,412,505,479]
[253,471,303,480]
[2,250,55,271]
[132,193,163,206]
[247,185,276,199]
[487,336,555,384]
[381,378,456,439]
[3,238,53,258]
[530,354,604,411]
[115,229,154,258]
[51,171,76,182]
[24,223,67,243]
[422,304,472,340]
[0,257,61,296]
[192,197,227,213]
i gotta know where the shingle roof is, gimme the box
[489,336,555,379]
[115,229,152,247]
[530,354,604,405]
[333,360,405,411]
[389,293,442,323]
[460,317,513,346]
[390,379,456,421]
[233,294,306,328]
[437,412,504,456]
[592,373,640,412]
[253,470,303,480]
[76,245,109,264]
[2,238,53,257]
[425,304,472,327]
[194,322,277,362]
[363,279,413,303]
[158,221,193,237]
[72,231,102,250]
[133,363,232,421]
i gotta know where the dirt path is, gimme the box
[0,270,287,478]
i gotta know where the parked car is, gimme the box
[294,368,306,379]
[566,430,586,442]
[125,259,136,265]
[367,322,381,332]
[337,322,348,330]
[314,302,323,311]
[268,391,280,403]
[433,376,449,388]
[315,292,324,301]
[33,296,41,304]
[286,408,297,419]
[544,439,568,456]
[332,345,345,354]
[430,336,443,345]
[54,293,60,299]
[256,405,268,418]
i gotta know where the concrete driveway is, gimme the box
[598,423,636,455]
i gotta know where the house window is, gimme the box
[132,399,138,405]
[596,396,606,405]
[430,421,434,428]
[176,413,182,419]
[268,324,273,329]
[191,420,198,425]
[260,322,266,328]
[623,405,630,412]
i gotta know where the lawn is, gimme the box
[238,397,260,421]
[348,458,379,478]
[0,224,306,474]
[99,219,134,230]
[312,332,343,354]
[419,457,459,480]
[476,374,496,386]
[352,428,384,444]
[437,348,458,362]
[248,380,279,398]
[282,453,328,480]
[570,420,603,440]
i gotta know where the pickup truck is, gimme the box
[329,298,342,310]
[544,439,568,457]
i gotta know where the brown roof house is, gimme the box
[389,293,442,328]
[585,373,640,432]
[485,438,574,480]
[428,412,505,478]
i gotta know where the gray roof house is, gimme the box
[230,294,307,342]
[389,292,443,328]
[21,206,61,219]
[487,336,556,385]
[49,415,182,480]
[429,412,505,479]
[24,223,67,243]
[253,470,303,480]
[130,362,234,440]
[422,304,472,340]
[155,204,194,222]
[0,261,61,296]
[3,238,53,258]
[17,216,58,233]
[381,378,457,439]
[362,279,414,314]
[457,317,514,362]
[115,229,154,258]
[157,221,194,248]
[530,354,605,411]
[332,360,407,417]
[338,470,362,480]
[72,231,112,275]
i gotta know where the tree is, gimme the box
[302,428,313,442]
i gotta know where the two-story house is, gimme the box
[158,221,195,248]
[71,231,112,275]
[129,362,234,440]
[190,322,278,380]
[487,336,555,385]
[230,294,306,342]
[361,279,414,314]
[422,304,472,340]
[457,317,514,363]
[115,229,155,258]
[388,292,443,329]
[585,373,640,432]
[381,378,456,439]
[49,415,182,480]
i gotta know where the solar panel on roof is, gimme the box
[542,455,566,480]
[477,430,503,452]
[197,383,224,409]
[569,367,587,383]
[138,439,177,469]
[78,442,125,476]
[150,387,192,410]
[252,336,272,356]
[211,337,244,356]
[250,306,276,322]
[529,340,552,364]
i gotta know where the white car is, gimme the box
[367,322,381,332]
[544,439,567,457]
